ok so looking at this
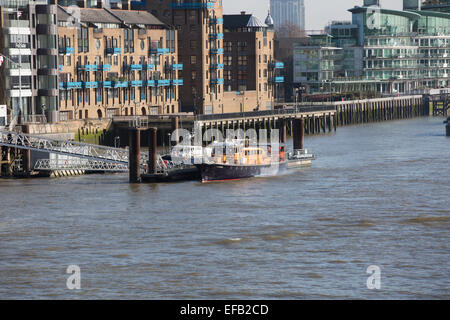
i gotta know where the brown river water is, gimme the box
[0,117,449,299]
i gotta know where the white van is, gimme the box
[0,105,7,129]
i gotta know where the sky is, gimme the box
[223,0,404,30]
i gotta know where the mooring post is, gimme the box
[129,128,141,183]
[446,123,450,137]
[22,124,31,175]
[280,118,287,144]
[293,118,305,150]
[148,127,158,175]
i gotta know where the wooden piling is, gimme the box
[129,128,141,183]
[293,118,305,150]
[148,127,158,176]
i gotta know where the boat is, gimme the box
[287,149,316,169]
[195,141,287,182]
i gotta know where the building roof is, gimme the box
[57,6,165,26]
[107,9,165,26]
[348,6,422,20]
[223,13,267,29]
[265,11,274,27]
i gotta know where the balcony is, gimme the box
[106,47,121,55]
[150,48,170,55]
[157,79,171,87]
[145,80,156,87]
[144,64,155,70]
[78,65,98,72]
[210,18,224,25]
[271,76,284,83]
[172,64,183,70]
[210,78,224,85]
[211,63,224,70]
[209,33,224,40]
[172,79,184,86]
[270,62,284,69]
[84,81,99,89]
[64,82,83,89]
[126,64,143,71]
[102,81,112,88]
[59,47,75,55]
[100,64,111,71]
[211,48,224,55]
[58,65,63,72]
[130,80,143,87]
[113,81,128,88]
[170,2,215,9]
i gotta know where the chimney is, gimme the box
[241,11,246,15]
[122,0,130,10]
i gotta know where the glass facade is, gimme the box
[294,6,450,94]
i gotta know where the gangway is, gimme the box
[34,159,129,172]
[0,130,150,170]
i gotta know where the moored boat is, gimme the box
[287,149,316,168]
[196,142,287,182]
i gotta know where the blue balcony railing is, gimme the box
[170,2,215,9]
[100,64,111,71]
[84,81,99,88]
[272,76,285,83]
[58,65,63,72]
[59,47,74,55]
[113,81,128,88]
[211,63,224,70]
[145,80,156,87]
[210,78,224,85]
[209,33,224,40]
[150,48,170,55]
[172,79,184,86]
[210,18,223,25]
[125,64,143,71]
[78,65,98,72]
[66,81,83,89]
[144,64,155,70]
[130,80,143,87]
[102,81,112,88]
[270,62,285,69]
[172,64,183,70]
[106,47,122,55]
[211,48,224,55]
[157,79,171,87]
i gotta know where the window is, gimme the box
[190,55,197,64]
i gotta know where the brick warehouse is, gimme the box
[0,0,283,121]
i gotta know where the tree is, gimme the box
[275,22,307,39]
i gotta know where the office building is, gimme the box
[270,0,305,31]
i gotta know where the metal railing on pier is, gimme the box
[195,106,336,122]
[34,159,129,172]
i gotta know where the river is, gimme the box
[0,117,449,299]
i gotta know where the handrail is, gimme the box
[195,106,336,121]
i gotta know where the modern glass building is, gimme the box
[293,0,450,95]
[270,0,305,31]
[293,35,342,93]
